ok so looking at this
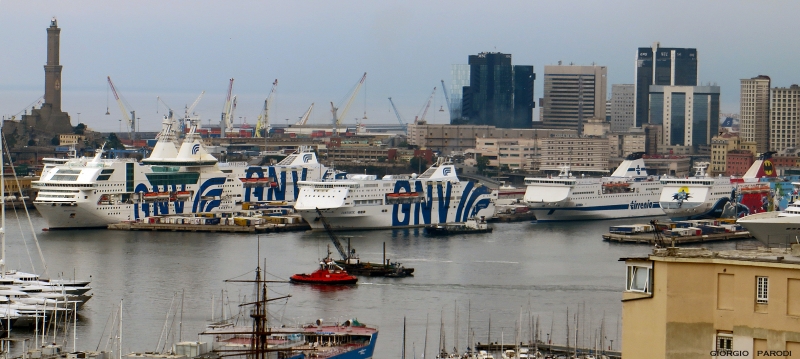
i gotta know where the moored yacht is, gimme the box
[737,182,800,246]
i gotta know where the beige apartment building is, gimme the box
[622,246,800,359]
[407,123,576,154]
[539,137,609,173]
[770,85,800,153]
[740,76,771,155]
[472,138,538,171]
[608,132,646,158]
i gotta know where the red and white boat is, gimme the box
[290,257,358,285]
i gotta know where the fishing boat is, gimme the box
[424,216,493,236]
[290,254,358,285]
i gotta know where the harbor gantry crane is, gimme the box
[440,79,454,119]
[295,103,314,126]
[330,72,366,135]
[255,79,278,138]
[220,78,235,138]
[182,91,205,137]
[107,76,136,142]
[414,87,436,124]
[387,97,407,134]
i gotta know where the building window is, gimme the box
[626,264,652,293]
[716,332,733,352]
[756,276,769,304]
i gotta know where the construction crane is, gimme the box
[295,103,314,126]
[330,72,366,135]
[107,76,136,142]
[414,87,436,125]
[255,79,278,138]
[181,91,205,137]
[440,79,453,115]
[387,97,407,134]
[220,78,234,138]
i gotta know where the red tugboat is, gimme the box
[290,249,358,285]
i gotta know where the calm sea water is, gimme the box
[3,212,755,358]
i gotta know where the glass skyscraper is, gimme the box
[648,85,719,148]
[635,43,698,127]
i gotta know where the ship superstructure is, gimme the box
[523,154,663,221]
[294,158,497,230]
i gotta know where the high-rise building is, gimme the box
[539,64,607,134]
[635,43,698,127]
[740,76,771,154]
[456,52,535,128]
[770,84,800,152]
[610,84,635,132]
[648,85,720,148]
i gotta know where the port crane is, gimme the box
[330,72,366,135]
[181,91,205,137]
[295,103,314,126]
[387,97,407,134]
[220,78,235,138]
[414,87,436,124]
[255,79,278,138]
[440,79,453,117]
[107,76,136,142]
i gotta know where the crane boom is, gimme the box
[256,79,278,138]
[315,208,349,260]
[440,79,453,113]
[107,76,135,142]
[186,91,205,117]
[331,72,367,133]
[388,97,408,134]
[415,87,436,124]
[297,103,314,126]
[220,78,234,137]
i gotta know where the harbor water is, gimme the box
[3,212,757,358]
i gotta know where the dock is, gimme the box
[474,342,620,359]
[603,231,754,244]
[108,221,310,233]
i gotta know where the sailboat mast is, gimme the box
[402,317,406,359]
[1,120,5,278]
[423,314,429,359]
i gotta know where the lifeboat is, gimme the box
[156,192,170,199]
[387,193,401,198]
[176,191,191,199]
[143,192,159,201]
[269,182,278,188]
[290,258,358,285]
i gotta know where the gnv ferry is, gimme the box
[523,153,663,221]
[33,117,325,229]
[294,159,497,230]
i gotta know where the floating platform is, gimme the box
[490,211,536,222]
[108,221,309,233]
[603,230,754,244]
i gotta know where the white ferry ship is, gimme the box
[522,154,663,221]
[293,158,498,230]
[32,117,325,229]
[658,155,775,220]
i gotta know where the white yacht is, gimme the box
[737,182,800,246]
[523,154,663,221]
[294,158,497,230]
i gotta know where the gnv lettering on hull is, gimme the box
[243,167,307,202]
[134,178,225,219]
[391,181,492,226]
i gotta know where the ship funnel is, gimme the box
[343,319,352,327]
[315,318,323,326]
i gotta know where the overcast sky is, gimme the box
[1,0,798,133]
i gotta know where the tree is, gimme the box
[106,133,125,150]
[409,156,429,172]
[74,123,87,135]
[50,135,60,146]
[476,155,490,175]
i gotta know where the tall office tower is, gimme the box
[610,84,635,132]
[540,64,607,134]
[457,52,535,128]
[635,43,698,127]
[740,76,771,154]
[648,85,720,148]
[769,85,800,152]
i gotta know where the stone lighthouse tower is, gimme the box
[44,17,63,112]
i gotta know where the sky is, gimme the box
[1,0,799,133]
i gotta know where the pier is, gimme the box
[603,230,753,244]
[108,221,310,233]
[473,342,621,359]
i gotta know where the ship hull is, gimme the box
[34,202,127,229]
[530,205,664,221]
[298,204,496,231]
[737,212,800,245]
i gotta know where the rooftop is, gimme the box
[626,245,800,265]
